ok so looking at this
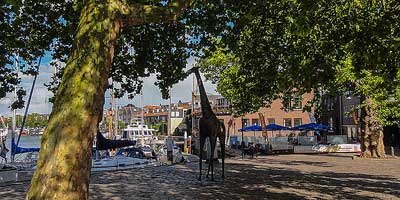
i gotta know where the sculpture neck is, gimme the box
[194,69,214,118]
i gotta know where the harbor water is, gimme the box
[4,134,41,160]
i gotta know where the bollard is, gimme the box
[167,136,173,164]
[391,146,395,157]
[184,131,188,154]
[188,136,192,154]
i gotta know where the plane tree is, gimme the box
[2,0,398,198]
[1,0,233,199]
[200,0,400,157]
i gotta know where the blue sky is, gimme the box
[0,55,217,117]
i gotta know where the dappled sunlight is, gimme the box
[1,154,399,199]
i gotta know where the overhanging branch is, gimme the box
[122,0,192,26]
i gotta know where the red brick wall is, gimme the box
[217,93,314,138]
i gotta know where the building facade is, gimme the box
[320,95,400,147]
[142,101,191,135]
[117,104,143,125]
[192,93,315,138]
[320,95,361,140]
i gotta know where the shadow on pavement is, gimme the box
[89,158,400,200]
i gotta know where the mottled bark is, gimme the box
[360,97,386,158]
[26,0,191,199]
[26,1,122,199]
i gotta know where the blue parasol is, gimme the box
[266,124,290,131]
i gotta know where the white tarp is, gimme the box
[327,135,348,144]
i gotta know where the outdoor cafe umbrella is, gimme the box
[291,123,333,131]
[238,125,262,132]
[265,123,290,137]
[291,123,333,136]
[266,124,290,131]
[238,125,262,145]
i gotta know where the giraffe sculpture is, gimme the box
[189,67,226,181]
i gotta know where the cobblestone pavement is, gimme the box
[1,152,400,200]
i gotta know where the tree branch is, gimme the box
[122,0,192,26]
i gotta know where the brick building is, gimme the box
[143,101,191,134]
[117,104,142,125]
[192,93,315,138]
[320,95,400,147]
[320,95,361,140]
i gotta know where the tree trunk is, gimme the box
[360,97,386,158]
[27,1,122,199]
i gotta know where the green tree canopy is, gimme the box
[201,0,400,123]
[200,0,399,158]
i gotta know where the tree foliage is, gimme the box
[201,0,400,124]
[10,113,48,128]
[1,0,236,198]
[1,0,69,108]
[1,0,232,104]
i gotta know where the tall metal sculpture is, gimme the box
[189,67,226,181]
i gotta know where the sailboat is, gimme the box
[0,55,41,181]
[1,117,9,169]
[91,89,158,172]
[10,57,41,166]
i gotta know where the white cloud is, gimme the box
[0,64,54,117]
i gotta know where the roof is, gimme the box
[143,112,168,117]
[144,105,161,109]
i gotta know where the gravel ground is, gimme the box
[1,152,399,200]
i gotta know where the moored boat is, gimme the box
[122,123,157,144]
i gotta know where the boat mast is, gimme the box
[168,88,171,136]
[141,90,144,125]
[167,88,173,162]
[11,54,19,163]
[113,97,118,137]
[191,74,195,137]
[108,84,114,139]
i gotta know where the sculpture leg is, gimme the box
[219,134,225,179]
[206,138,211,178]
[209,136,216,181]
[198,135,205,181]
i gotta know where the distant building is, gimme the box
[320,95,361,140]
[192,93,315,138]
[142,101,191,135]
[117,104,142,125]
[143,105,168,126]
[320,95,400,147]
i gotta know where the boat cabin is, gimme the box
[122,123,156,141]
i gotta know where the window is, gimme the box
[283,101,291,111]
[294,118,302,126]
[242,119,249,127]
[283,118,292,127]
[252,119,259,126]
[176,111,180,117]
[171,112,175,117]
[267,118,275,125]
[293,96,302,109]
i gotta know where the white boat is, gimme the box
[91,155,153,172]
[122,123,157,144]
[91,146,158,172]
